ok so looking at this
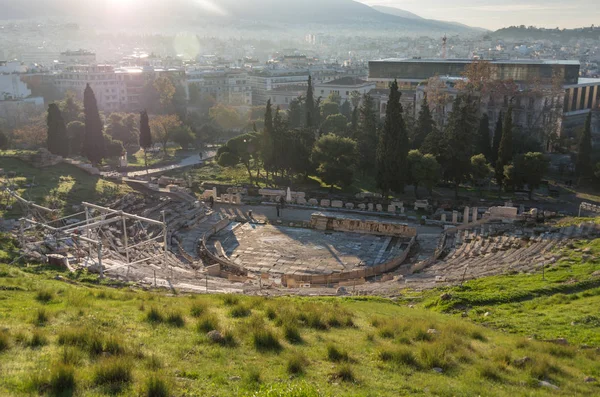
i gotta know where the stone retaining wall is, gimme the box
[310,213,417,238]
[282,237,416,287]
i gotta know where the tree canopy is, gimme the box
[46,103,69,157]
[83,84,105,165]
[312,134,358,188]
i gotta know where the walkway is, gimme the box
[126,149,216,178]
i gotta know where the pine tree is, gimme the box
[443,95,480,198]
[83,84,105,165]
[576,112,593,180]
[477,114,492,161]
[306,75,315,129]
[495,105,513,187]
[376,80,409,196]
[261,100,275,179]
[139,110,152,177]
[491,112,503,165]
[412,94,434,150]
[46,103,69,157]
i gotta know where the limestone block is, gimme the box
[441,213,447,222]
[367,203,374,211]
[358,203,366,210]
[308,198,319,206]
[296,197,307,205]
[452,211,458,224]
[320,199,331,207]
[331,200,343,208]
[345,202,355,210]
[376,204,383,212]
[391,201,403,209]
[388,205,396,213]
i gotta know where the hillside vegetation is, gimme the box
[1,239,599,396]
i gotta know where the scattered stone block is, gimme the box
[367,203,374,211]
[308,198,319,206]
[320,199,331,207]
[331,200,343,208]
[345,202,355,210]
[358,203,366,210]
[376,204,383,212]
[297,197,307,205]
[388,205,396,213]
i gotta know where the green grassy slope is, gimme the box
[0,258,599,396]
[0,157,133,218]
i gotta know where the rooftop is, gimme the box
[371,58,580,66]
[321,77,370,86]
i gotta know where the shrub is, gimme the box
[229,304,251,318]
[27,330,48,348]
[146,307,164,324]
[287,353,308,376]
[253,329,282,353]
[49,364,76,396]
[166,312,185,327]
[327,344,349,362]
[331,363,356,383]
[283,325,303,344]
[196,315,219,333]
[190,302,206,318]
[144,375,169,397]
[93,358,133,392]
[34,308,49,326]
[35,289,53,303]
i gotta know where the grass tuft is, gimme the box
[27,330,48,348]
[93,358,133,393]
[166,312,185,328]
[222,295,239,306]
[35,289,54,303]
[196,314,219,333]
[327,344,349,362]
[283,324,303,344]
[146,307,165,324]
[331,363,357,383]
[190,302,206,318]
[143,375,169,397]
[253,329,282,353]
[0,330,9,352]
[34,308,49,326]
[286,353,308,376]
[49,364,76,397]
[229,304,251,318]
[379,347,420,369]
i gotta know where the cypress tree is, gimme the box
[350,105,359,136]
[444,95,480,198]
[139,110,152,177]
[412,94,434,150]
[46,103,69,157]
[261,100,275,179]
[306,75,315,129]
[495,105,513,187]
[576,112,593,179]
[478,114,492,161]
[83,84,105,165]
[491,112,503,165]
[356,94,378,176]
[376,80,409,196]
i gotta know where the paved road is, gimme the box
[213,204,443,235]
[126,150,216,178]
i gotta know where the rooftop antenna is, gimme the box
[442,35,447,59]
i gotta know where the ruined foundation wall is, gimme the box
[310,214,417,238]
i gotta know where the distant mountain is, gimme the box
[371,5,423,20]
[373,4,489,32]
[0,0,482,34]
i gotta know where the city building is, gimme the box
[59,50,97,65]
[314,77,376,103]
[369,58,600,139]
[267,85,306,109]
[187,69,252,106]
[249,70,309,106]
[54,65,125,111]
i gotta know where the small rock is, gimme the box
[206,330,223,343]
[461,312,468,318]
[432,367,443,373]
[513,356,531,367]
[427,329,438,334]
[549,338,568,345]
[439,293,452,301]
[484,312,490,317]
[229,376,241,381]
[582,248,592,253]
[408,304,414,309]
[539,380,559,390]
[584,376,597,383]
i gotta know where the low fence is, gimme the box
[281,237,416,287]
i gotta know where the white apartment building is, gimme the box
[187,69,252,106]
[314,77,376,103]
[248,70,309,106]
[54,65,125,111]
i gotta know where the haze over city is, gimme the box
[1,0,600,396]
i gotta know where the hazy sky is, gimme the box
[360,0,598,30]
